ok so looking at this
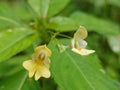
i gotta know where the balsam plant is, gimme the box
[0,0,120,90]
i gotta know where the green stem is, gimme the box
[57,33,72,39]
[48,31,72,39]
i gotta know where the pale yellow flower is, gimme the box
[23,45,51,80]
[71,26,95,55]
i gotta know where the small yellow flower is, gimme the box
[71,26,95,55]
[22,45,51,80]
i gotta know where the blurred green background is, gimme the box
[0,0,120,90]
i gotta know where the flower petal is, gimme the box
[41,67,50,78]
[72,48,95,55]
[43,58,50,68]
[71,38,87,49]
[76,39,87,48]
[34,45,51,57]
[74,26,88,40]
[71,39,75,48]
[22,60,36,78]
[35,65,50,80]
[35,65,43,80]
[35,70,42,80]
[22,60,33,71]
[32,53,39,60]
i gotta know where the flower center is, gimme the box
[34,53,45,65]
[39,54,45,61]
[78,48,82,50]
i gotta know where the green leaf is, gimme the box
[0,3,19,29]
[11,1,35,24]
[48,16,78,31]
[0,2,34,28]
[0,70,40,90]
[0,16,20,26]
[47,0,70,17]
[28,0,50,18]
[0,28,37,62]
[0,55,29,77]
[49,39,120,90]
[28,0,70,18]
[70,11,120,36]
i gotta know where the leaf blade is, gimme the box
[49,39,120,90]
[47,0,70,17]
[48,16,78,31]
[28,0,50,18]
[70,11,120,36]
[0,28,37,62]
[0,70,40,90]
